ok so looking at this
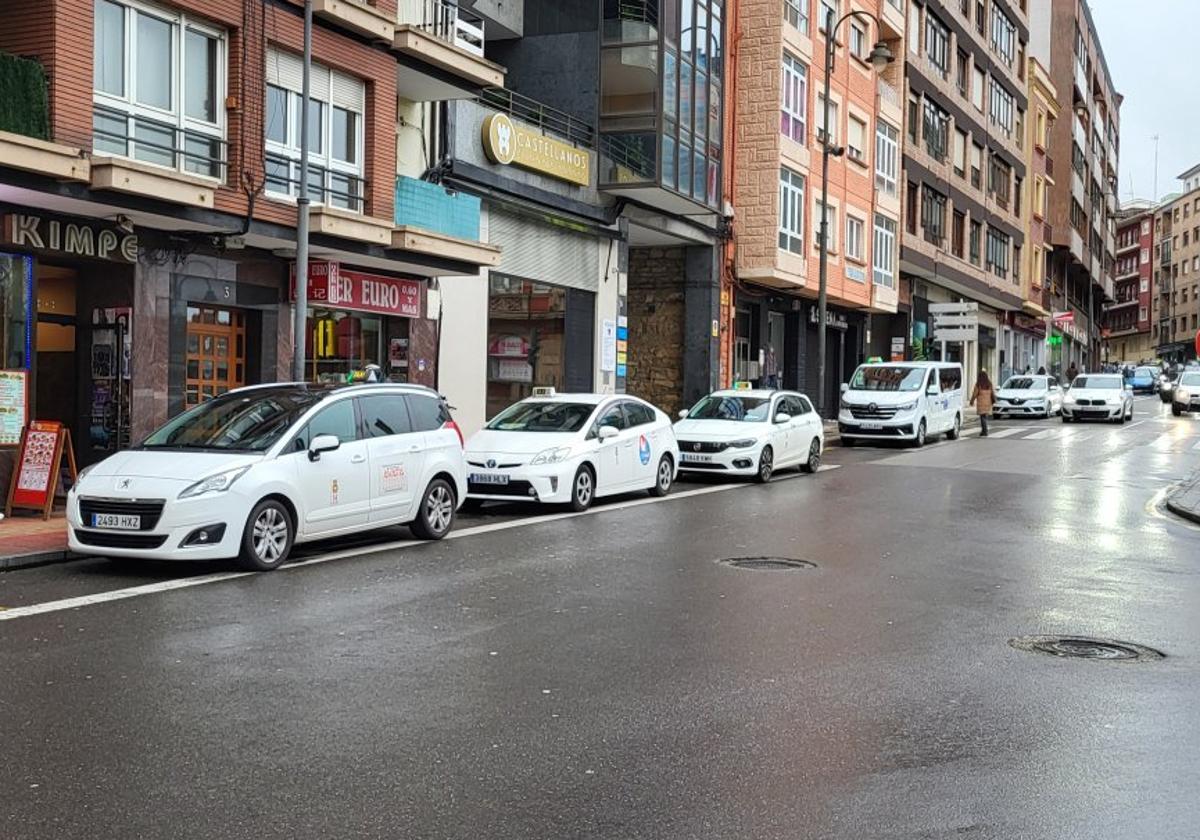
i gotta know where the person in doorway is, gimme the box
[762,344,780,389]
[1066,362,1079,385]
[970,369,996,437]
[1037,366,1047,376]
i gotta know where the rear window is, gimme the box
[406,394,451,432]
[360,395,413,438]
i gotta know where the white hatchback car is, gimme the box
[674,389,823,482]
[1061,374,1134,423]
[994,375,1063,419]
[67,383,468,570]
[464,392,679,511]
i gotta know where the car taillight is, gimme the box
[443,420,464,447]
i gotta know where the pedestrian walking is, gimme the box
[1066,362,1079,384]
[970,369,995,437]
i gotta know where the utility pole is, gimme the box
[292,0,313,382]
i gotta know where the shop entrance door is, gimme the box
[185,305,246,407]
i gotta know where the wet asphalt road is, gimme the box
[3,396,1200,839]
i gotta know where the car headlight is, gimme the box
[895,401,917,411]
[728,438,758,449]
[178,465,251,499]
[530,446,573,465]
[74,464,96,484]
[1178,389,1191,401]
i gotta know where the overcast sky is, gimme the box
[1089,0,1200,204]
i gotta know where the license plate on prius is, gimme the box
[469,473,510,485]
[92,513,141,530]
[681,453,713,463]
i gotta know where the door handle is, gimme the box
[350,454,366,464]
[408,445,420,452]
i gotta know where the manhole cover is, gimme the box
[719,557,817,571]
[1008,635,1165,662]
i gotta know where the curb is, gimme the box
[1165,473,1200,526]
[1165,498,1200,526]
[0,548,74,572]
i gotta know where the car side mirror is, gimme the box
[926,385,938,396]
[598,425,620,441]
[308,433,341,462]
[839,383,849,394]
[677,409,689,419]
[774,412,791,424]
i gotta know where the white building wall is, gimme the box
[437,208,491,437]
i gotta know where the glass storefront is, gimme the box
[486,276,567,418]
[304,308,414,384]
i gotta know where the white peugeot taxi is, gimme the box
[1061,373,1134,423]
[464,390,679,511]
[67,383,467,571]
[674,389,824,482]
[994,374,1063,419]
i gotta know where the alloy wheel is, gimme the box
[757,447,774,482]
[252,507,289,563]
[575,470,593,506]
[657,458,672,492]
[425,484,454,535]
[804,439,821,473]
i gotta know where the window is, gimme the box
[969,220,982,263]
[952,210,965,257]
[956,50,969,96]
[907,95,919,144]
[906,181,918,234]
[783,0,809,33]
[922,99,949,162]
[989,76,1015,135]
[1014,244,1021,281]
[407,394,451,431]
[850,23,867,60]
[925,11,950,77]
[986,227,1011,279]
[873,214,897,287]
[1139,306,1148,322]
[781,54,807,143]
[1036,110,1047,147]
[972,66,985,111]
[816,94,838,144]
[846,215,865,261]
[908,3,921,54]
[815,200,837,252]
[953,128,967,177]
[848,115,867,162]
[778,167,806,254]
[265,50,366,212]
[921,185,947,245]
[360,395,413,438]
[990,3,1016,66]
[624,402,656,427]
[306,400,359,446]
[92,0,226,179]
[1033,177,1045,218]
[970,143,983,189]
[875,120,898,195]
[594,403,627,433]
[975,0,985,34]
[819,0,837,33]
[988,154,1012,208]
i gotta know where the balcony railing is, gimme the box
[93,103,226,181]
[399,0,485,56]
[265,151,366,213]
[1044,153,1054,178]
[479,87,594,147]
[877,79,900,109]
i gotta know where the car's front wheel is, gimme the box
[410,478,456,540]
[755,446,774,483]
[238,499,294,572]
[569,465,595,512]
[913,419,927,448]
[649,455,673,497]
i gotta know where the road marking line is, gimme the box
[1025,429,1061,440]
[0,471,839,622]
[984,428,1023,439]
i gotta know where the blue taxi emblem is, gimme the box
[638,434,651,465]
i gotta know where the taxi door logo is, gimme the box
[330,479,339,505]
[638,434,651,465]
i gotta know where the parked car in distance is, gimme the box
[464,391,679,512]
[1128,366,1159,394]
[994,375,1063,419]
[1061,374,1134,423]
[66,383,468,571]
[838,362,964,447]
[1171,371,1200,416]
[674,389,823,482]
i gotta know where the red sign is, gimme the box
[291,262,422,318]
[6,420,77,519]
[1051,311,1075,325]
[1195,330,1200,358]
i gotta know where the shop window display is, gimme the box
[486,276,566,419]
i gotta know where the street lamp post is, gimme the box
[816,12,892,416]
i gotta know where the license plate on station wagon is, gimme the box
[469,473,510,485]
[92,513,141,530]
[681,453,713,463]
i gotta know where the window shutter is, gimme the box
[331,70,365,112]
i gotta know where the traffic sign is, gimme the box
[929,302,980,313]
[934,327,978,342]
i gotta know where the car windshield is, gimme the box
[1135,367,1156,378]
[1072,375,1123,390]
[1002,377,1045,391]
[486,401,595,432]
[141,389,321,451]
[686,395,771,422]
[850,366,927,392]
[1180,373,1200,387]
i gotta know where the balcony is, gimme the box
[394,0,506,100]
[90,105,220,207]
[1074,59,1089,101]
[0,130,89,182]
[1071,170,1086,206]
[1069,228,1085,262]
[877,79,901,111]
[314,0,395,41]
[393,175,500,268]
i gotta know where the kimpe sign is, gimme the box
[1,213,138,262]
[291,262,422,318]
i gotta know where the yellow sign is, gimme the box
[481,113,591,187]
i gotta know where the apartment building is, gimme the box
[899,0,1029,392]
[1153,166,1200,363]
[1104,201,1154,364]
[0,0,503,477]
[1029,0,1120,373]
[729,0,905,413]
[1015,53,1055,374]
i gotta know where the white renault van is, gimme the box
[838,361,964,446]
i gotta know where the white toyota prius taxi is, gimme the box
[674,389,824,482]
[67,383,468,570]
[464,391,679,511]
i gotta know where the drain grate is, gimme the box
[719,557,817,571]
[1009,635,1165,662]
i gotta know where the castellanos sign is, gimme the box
[2,213,139,262]
[481,113,591,187]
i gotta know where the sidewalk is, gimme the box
[822,405,983,442]
[0,512,70,571]
[1165,471,1200,525]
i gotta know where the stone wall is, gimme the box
[627,247,686,416]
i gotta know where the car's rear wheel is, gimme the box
[569,465,595,512]
[755,446,774,483]
[649,455,673,497]
[946,413,961,441]
[801,438,821,473]
[410,478,455,540]
[238,499,294,572]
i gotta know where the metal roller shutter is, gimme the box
[489,208,600,293]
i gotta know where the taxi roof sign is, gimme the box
[531,386,557,397]
[733,381,753,390]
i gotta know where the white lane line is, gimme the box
[1025,429,1061,440]
[1122,419,1149,430]
[0,471,840,622]
[1193,440,1200,451]
[984,428,1023,439]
